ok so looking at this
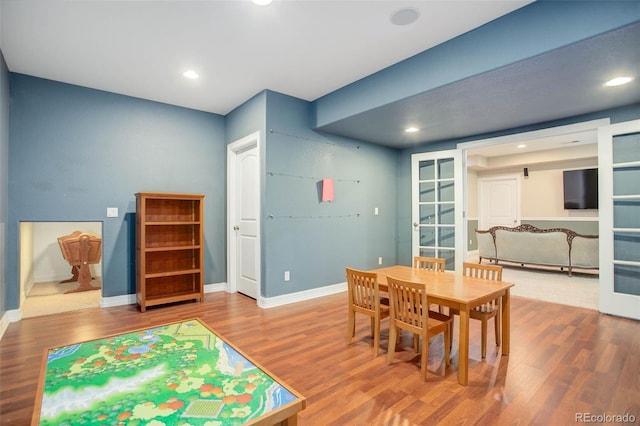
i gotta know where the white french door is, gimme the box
[411,149,464,271]
[598,119,640,320]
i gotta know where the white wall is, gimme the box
[19,222,33,301]
[468,144,598,219]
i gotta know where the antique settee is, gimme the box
[475,224,598,276]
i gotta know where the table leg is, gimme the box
[501,289,510,355]
[458,308,469,385]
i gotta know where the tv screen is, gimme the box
[563,168,598,209]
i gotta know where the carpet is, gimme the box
[28,279,101,296]
[33,319,304,425]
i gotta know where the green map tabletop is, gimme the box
[32,318,305,425]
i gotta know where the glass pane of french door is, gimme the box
[598,120,640,320]
[412,150,463,271]
[612,133,640,297]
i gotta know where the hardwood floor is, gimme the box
[1,292,638,425]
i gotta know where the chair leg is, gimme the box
[444,327,451,366]
[413,333,419,352]
[346,310,355,344]
[448,320,454,354]
[372,316,380,358]
[420,332,429,382]
[481,319,488,359]
[495,310,501,347]
[387,325,397,365]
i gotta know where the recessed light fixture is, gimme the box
[604,76,634,87]
[517,144,526,148]
[390,8,420,26]
[183,70,199,79]
[252,0,272,5]
[405,127,420,133]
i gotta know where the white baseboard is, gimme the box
[0,309,23,340]
[258,282,347,309]
[205,282,227,293]
[100,294,136,308]
[1,281,334,341]
[100,282,228,308]
[0,311,9,340]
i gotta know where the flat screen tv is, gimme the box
[563,168,598,209]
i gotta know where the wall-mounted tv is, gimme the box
[563,168,598,209]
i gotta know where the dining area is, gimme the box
[346,257,514,386]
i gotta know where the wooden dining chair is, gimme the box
[414,256,446,315]
[462,262,504,358]
[413,256,445,272]
[386,276,452,381]
[346,267,390,358]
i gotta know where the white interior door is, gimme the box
[478,176,521,229]
[598,119,640,320]
[228,133,260,300]
[412,149,463,271]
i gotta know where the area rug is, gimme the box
[33,319,305,425]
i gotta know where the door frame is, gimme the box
[227,132,261,297]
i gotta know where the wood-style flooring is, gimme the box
[1,292,638,425]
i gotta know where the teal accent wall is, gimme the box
[263,91,398,297]
[6,74,226,308]
[0,51,8,319]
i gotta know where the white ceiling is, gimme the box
[0,0,532,115]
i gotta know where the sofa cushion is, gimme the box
[571,235,599,268]
[495,229,570,267]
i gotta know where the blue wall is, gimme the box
[6,74,226,309]
[0,51,9,319]
[263,91,398,297]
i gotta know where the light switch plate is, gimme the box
[106,207,119,218]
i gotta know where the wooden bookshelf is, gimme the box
[135,192,204,312]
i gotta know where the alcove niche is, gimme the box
[19,222,103,317]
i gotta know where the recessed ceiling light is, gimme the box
[517,144,526,148]
[252,0,272,5]
[183,70,199,79]
[390,8,420,26]
[405,127,420,133]
[604,76,633,87]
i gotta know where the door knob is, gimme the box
[233,225,240,231]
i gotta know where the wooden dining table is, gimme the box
[370,265,514,386]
